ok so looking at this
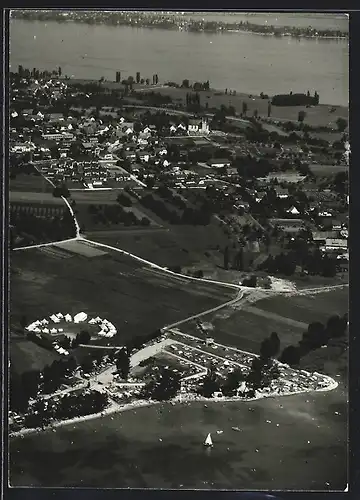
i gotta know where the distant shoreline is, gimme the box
[11,13,348,41]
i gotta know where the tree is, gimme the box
[298,110,306,123]
[242,101,248,116]
[268,332,280,357]
[136,72,140,84]
[81,357,94,374]
[115,348,131,380]
[222,368,246,396]
[246,357,264,393]
[279,345,301,366]
[259,337,273,360]
[78,330,91,345]
[327,314,347,338]
[144,367,181,401]
[267,101,272,117]
[336,117,348,132]
[198,363,220,397]
[182,79,190,88]
[301,321,327,350]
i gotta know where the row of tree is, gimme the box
[260,250,338,278]
[279,313,348,367]
[10,209,76,249]
[140,193,210,225]
[22,390,108,429]
[87,203,150,227]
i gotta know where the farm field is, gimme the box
[10,387,347,489]
[253,288,348,325]
[181,307,306,355]
[90,223,230,269]
[10,173,53,193]
[10,245,234,347]
[71,189,132,204]
[74,203,154,233]
[135,85,348,127]
[180,286,348,356]
[10,191,66,204]
[309,163,348,176]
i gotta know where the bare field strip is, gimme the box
[242,305,308,329]
[10,191,65,204]
[56,240,108,258]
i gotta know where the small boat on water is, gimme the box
[232,426,242,432]
[204,432,213,447]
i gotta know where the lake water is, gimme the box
[10,18,349,106]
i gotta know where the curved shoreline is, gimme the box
[10,371,339,439]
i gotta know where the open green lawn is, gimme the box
[10,246,234,347]
[10,388,347,489]
[254,288,348,325]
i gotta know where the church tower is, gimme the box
[200,117,209,135]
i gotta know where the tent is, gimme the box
[287,206,300,215]
[74,312,88,323]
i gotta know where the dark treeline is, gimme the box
[279,313,348,367]
[10,205,76,248]
[272,91,320,107]
[140,192,211,225]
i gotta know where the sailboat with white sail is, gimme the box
[204,432,213,447]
